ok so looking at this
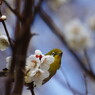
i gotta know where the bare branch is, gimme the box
[83,74,88,95]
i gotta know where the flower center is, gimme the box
[36,55,39,58]
[36,55,42,60]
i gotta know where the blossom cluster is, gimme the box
[6,50,54,87]
[63,19,93,51]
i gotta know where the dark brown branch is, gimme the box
[12,34,32,95]
[4,0,22,95]
[9,0,21,76]
[11,0,35,95]
[28,82,35,95]
[39,8,95,80]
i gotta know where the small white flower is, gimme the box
[35,50,42,55]
[0,35,9,51]
[63,19,93,51]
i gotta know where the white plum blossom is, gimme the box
[47,0,70,11]
[6,50,54,87]
[0,35,9,51]
[87,15,95,31]
[25,50,54,86]
[63,19,93,51]
[40,55,54,70]
[25,55,41,72]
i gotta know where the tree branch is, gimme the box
[83,74,88,95]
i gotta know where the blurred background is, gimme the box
[0,0,95,95]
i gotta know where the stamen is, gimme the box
[36,55,39,58]
[39,55,42,60]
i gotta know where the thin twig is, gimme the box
[28,82,35,95]
[83,74,88,95]
[31,89,35,95]
[3,0,22,21]
[84,49,92,72]
[55,69,83,95]
[60,68,77,95]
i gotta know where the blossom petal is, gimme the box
[6,56,12,69]
[40,55,54,70]
[35,50,42,55]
